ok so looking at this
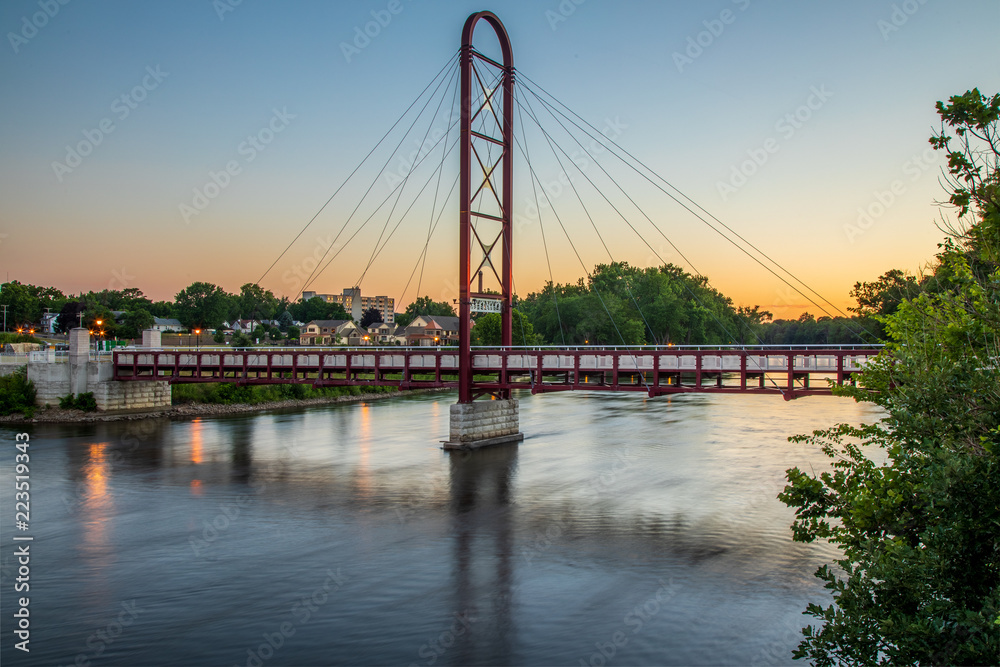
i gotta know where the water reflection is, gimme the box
[0,392,885,666]
[448,444,518,665]
[79,441,114,605]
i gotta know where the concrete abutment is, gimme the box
[443,398,524,450]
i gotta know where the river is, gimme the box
[0,390,882,666]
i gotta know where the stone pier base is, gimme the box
[443,399,524,450]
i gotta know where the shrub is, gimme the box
[0,367,36,417]
[59,392,99,411]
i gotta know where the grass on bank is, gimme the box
[171,382,398,406]
[0,333,45,346]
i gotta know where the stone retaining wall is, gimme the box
[28,359,170,412]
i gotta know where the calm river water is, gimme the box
[0,390,882,666]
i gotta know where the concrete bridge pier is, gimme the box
[29,327,170,412]
[443,398,524,450]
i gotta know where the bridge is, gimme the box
[102,11,882,448]
[112,344,878,399]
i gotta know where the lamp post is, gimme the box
[95,319,103,352]
[194,329,201,351]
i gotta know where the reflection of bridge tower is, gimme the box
[449,444,518,663]
[447,11,524,450]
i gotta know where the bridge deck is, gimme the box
[113,345,881,399]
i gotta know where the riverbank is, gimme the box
[0,388,448,424]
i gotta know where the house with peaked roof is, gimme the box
[366,322,407,345]
[299,319,363,346]
[405,315,464,346]
[152,317,184,332]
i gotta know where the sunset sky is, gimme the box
[1,0,998,319]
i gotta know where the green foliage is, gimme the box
[57,392,97,412]
[237,283,278,321]
[0,366,36,417]
[359,307,382,329]
[213,329,227,344]
[55,300,85,333]
[0,332,44,346]
[171,382,396,405]
[471,310,537,346]
[230,332,252,348]
[779,89,1000,665]
[847,269,926,339]
[758,313,870,345]
[286,325,300,341]
[0,280,65,328]
[174,281,234,329]
[118,308,154,340]
[520,262,762,345]
[288,296,350,323]
[396,296,455,327]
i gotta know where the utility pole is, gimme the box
[1,305,7,332]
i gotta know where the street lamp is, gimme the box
[194,329,201,351]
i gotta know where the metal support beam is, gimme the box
[459,11,514,404]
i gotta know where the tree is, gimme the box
[286,325,300,342]
[230,332,252,348]
[471,310,536,346]
[277,310,294,330]
[174,282,232,329]
[778,89,1000,665]
[0,281,64,329]
[359,307,382,329]
[396,296,455,327]
[848,269,924,339]
[288,297,348,323]
[55,300,86,333]
[118,308,154,340]
[237,282,278,322]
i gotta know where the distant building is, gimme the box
[405,315,463,346]
[299,319,364,346]
[366,322,407,345]
[301,288,394,325]
[152,317,184,332]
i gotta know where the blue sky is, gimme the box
[1,0,998,318]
